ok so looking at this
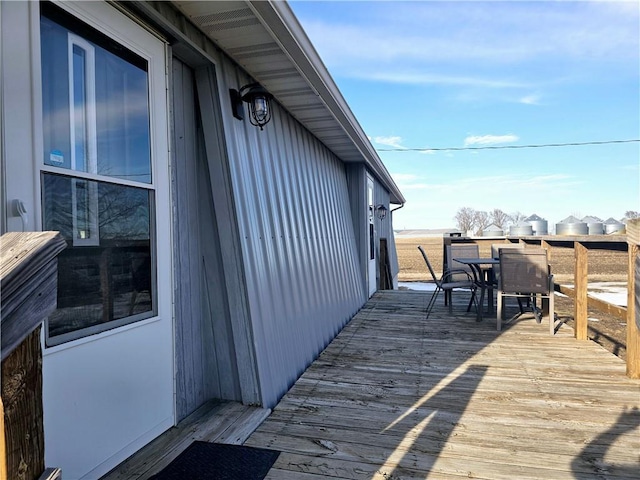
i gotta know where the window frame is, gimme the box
[40,3,163,347]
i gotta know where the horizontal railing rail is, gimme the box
[444,227,639,378]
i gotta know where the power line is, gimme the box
[375,139,640,152]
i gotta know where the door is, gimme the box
[367,176,377,296]
[2,2,173,478]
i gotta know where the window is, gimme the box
[41,4,156,345]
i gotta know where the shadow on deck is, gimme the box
[103,290,639,479]
[247,290,639,479]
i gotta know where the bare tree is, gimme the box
[490,208,510,229]
[624,210,639,220]
[454,207,476,234]
[473,210,490,235]
[509,211,526,225]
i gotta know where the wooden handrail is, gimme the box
[1,231,66,480]
[1,231,67,361]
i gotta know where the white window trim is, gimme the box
[70,177,100,246]
[68,33,97,173]
[68,33,99,246]
[40,1,171,347]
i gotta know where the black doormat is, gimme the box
[149,441,280,480]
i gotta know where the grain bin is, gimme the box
[509,221,533,236]
[604,217,625,234]
[582,216,604,235]
[483,224,504,236]
[555,215,588,235]
[525,213,548,235]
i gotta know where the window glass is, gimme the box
[41,10,151,183]
[43,173,155,343]
[40,5,157,345]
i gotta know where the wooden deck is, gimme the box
[103,290,639,479]
[245,290,639,479]
[100,401,271,479]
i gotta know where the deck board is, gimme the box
[103,290,639,479]
[100,400,270,480]
[245,290,640,479]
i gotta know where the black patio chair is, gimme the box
[418,246,477,318]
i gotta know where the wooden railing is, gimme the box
[444,226,639,378]
[1,232,66,480]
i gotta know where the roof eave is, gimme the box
[248,1,404,205]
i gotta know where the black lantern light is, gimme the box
[376,204,388,220]
[230,83,273,130]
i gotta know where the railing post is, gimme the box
[627,219,640,378]
[0,398,6,480]
[541,239,550,261]
[1,231,66,480]
[574,241,588,340]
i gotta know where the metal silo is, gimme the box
[483,224,504,236]
[509,221,533,236]
[556,215,588,235]
[582,216,604,235]
[525,213,548,236]
[604,217,626,234]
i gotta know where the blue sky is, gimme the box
[288,0,640,230]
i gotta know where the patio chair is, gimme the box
[490,242,525,286]
[446,244,480,278]
[418,246,476,318]
[491,242,525,259]
[445,244,480,301]
[496,248,555,334]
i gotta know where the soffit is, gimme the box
[171,0,405,204]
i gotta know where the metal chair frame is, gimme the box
[418,246,477,318]
[496,248,556,334]
[445,244,480,306]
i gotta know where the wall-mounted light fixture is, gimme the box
[229,83,273,130]
[376,204,388,220]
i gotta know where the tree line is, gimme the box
[453,208,639,236]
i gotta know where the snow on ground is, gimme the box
[398,281,436,291]
[399,281,627,307]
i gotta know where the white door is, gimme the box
[2,2,173,478]
[367,176,377,296]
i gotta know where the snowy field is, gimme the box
[398,281,628,307]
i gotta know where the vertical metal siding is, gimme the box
[219,58,365,408]
[345,164,368,297]
[171,58,242,420]
[172,59,205,419]
[373,180,400,283]
[345,165,400,291]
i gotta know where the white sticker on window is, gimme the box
[50,150,64,164]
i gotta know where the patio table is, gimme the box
[453,257,499,322]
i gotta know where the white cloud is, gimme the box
[391,173,419,182]
[366,72,529,89]
[398,183,431,190]
[463,134,519,146]
[373,136,407,149]
[293,2,639,90]
[620,163,640,171]
[519,94,542,105]
[391,172,430,190]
